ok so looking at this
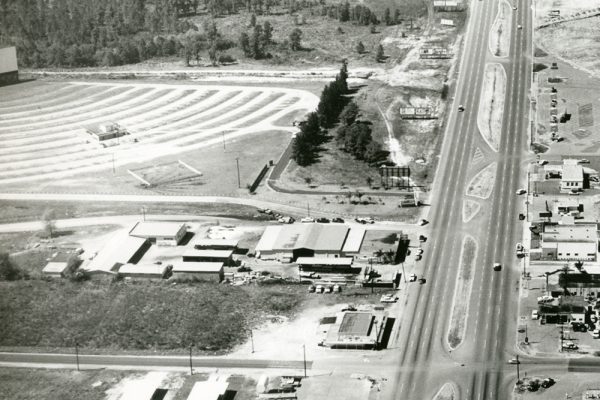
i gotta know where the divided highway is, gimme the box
[388,0,533,398]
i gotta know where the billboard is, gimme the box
[0,47,18,73]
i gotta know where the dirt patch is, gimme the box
[466,162,497,199]
[433,382,458,400]
[477,64,506,152]
[489,0,512,58]
[447,235,477,350]
[462,198,481,222]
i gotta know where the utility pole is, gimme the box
[250,330,255,353]
[141,207,146,221]
[560,325,564,352]
[307,202,310,217]
[222,131,226,150]
[302,344,307,378]
[189,344,193,375]
[516,355,520,382]
[525,324,529,344]
[235,158,241,188]
[75,342,80,371]
[401,262,407,283]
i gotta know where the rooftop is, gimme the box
[118,264,167,275]
[342,227,366,254]
[183,249,233,258]
[556,242,597,254]
[338,312,374,336]
[84,233,149,273]
[186,376,229,400]
[256,224,350,252]
[193,238,238,248]
[42,262,69,274]
[0,47,17,73]
[542,224,597,242]
[296,257,354,266]
[172,262,224,273]
[129,221,186,238]
[562,164,584,182]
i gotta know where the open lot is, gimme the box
[0,81,317,191]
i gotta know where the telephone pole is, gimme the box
[250,330,255,353]
[516,355,520,382]
[189,344,193,375]
[302,344,307,378]
[75,342,80,371]
[235,158,241,188]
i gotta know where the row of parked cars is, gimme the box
[308,284,342,293]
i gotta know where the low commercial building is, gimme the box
[118,264,170,279]
[186,376,229,400]
[341,227,366,257]
[530,223,598,262]
[296,257,358,274]
[129,221,187,246]
[538,295,587,324]
[255,224,358,261]
[433,0,464,11]
[182,249,233,265]
[83,233,151,274]
[0,47,18,86]
[561,160,584,192]
[323,311,387,349]
[193,238,238,250]
[86,122,127,142]
[171,262,224,282]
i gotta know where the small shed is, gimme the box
[186,375,229,400]
[171,262,224,282]
[193,238,239,250]
[182,249,233,265]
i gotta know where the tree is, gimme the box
[251,24,264,59]
[292,133,314,166]
[356,41,365,54]
[250,13,257,27]
[394,9,401,24]
[384,8,391,25]
[340,102,358,126]
[0,252,21,281]
[262,21,273,46]
[239,32,251,56]
[375,44,385,62]
[42,208,57,238]
[289,28,302,51]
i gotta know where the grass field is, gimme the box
[0,280,306,352]
[0,81,317,191]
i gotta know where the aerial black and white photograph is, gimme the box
[1,0,600,399]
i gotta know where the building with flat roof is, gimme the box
[323,311,386,349]
[0,47,18,86]
[193,238,238,250]
[542,224,597,242]
[83,233,150,274]
[186,375,229,400]
[256,224,357,261]
[341,228,366,256]
[296,257,358,273]
[182,249,233,265]
[118,264,170,279]
[85,122,127,142]
[171,262,224,282]
[42,252,74,277]
[561,160,584,192]
[531,223,598,261]
[129,221,187,246]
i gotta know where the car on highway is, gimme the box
[409,273,418,282]
[519,213,526,220]
[418,219,429,226]
[458,105,465,112]
[517,24,522,29]
[278,216,295,224]
[419,278,427,284]
[316,217,330,223]
[578,159,590,164]
[537,159,548,165]
[419,235,427,242]
[516,189,527,195]
[493,263,502,271]
[513,5,517,10]
[301,217,315,223]
[416,248,424,256]
[380,294,399,303]
[508,358,520,364]
[562,342,578,350]
[332,217,345,223]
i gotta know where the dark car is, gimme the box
[419,235,427,242]
[415,255,422,261]
[316,217,330,223]
[519,213,525,220]
[419,278,427,284]
[332,217,345,223]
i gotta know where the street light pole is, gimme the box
[75,342,80,371]
[250,330,255,354]
[236,158,241,188]
[302,344,307,378]
[525,324,529,344]
[189,344,193,375]
[516,355,520,382]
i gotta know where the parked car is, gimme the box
[332,217,345,223]
[541,378,555,388]
[419,235,427,242]
[537,295,554,304]
[592,329,600,339]
[355,217,367,224]
[537,159,548,165]
[519,213,526,220]
[419,278,427,285]
[278,216,295,224]
[380,294,399,303]
[409,273,418,282]
[578,159,590,164]
[364,217,375,224]
[508,358,520,364]
[316,217,330,223]
[315,285,324,293]
[562,342,578,350]
[415,255,422,261]
[516,243,523,252]
[332,284,342,293]
[418,219,429,226]
[531,310,539,320]
[416,248,424,255]
[301,217,315,223]
[324,286,332,293]
[458,105,465,112]
[308,285,316,293]
[516,189,527,195]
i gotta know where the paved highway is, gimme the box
[387,0,534,398]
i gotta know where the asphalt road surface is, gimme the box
[387,0,534,398]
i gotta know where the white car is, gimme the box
[531,310,539,320]
[537,159,548,165]
[409,273,418,282]
[508,358,520,364]
[416,248,424,256]
[516,189,527,195]
[537,295,554,303]
[517,24,522,29]
[300,217,315,223]
[418,219,429,226]
[380,294,399,303]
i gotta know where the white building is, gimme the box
[561,159,584,192]
[129,221,187,246]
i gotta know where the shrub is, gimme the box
[218,54,236,64]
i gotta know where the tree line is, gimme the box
[291,61,388,167]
